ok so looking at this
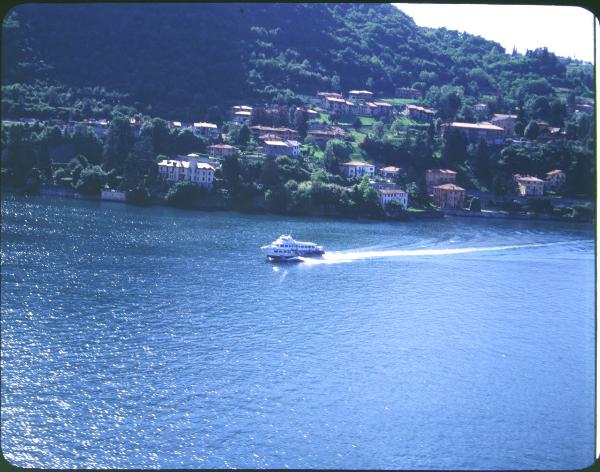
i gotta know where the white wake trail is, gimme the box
[299,240,586,265]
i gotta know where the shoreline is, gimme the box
[1,188,594,226]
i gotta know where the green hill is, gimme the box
[1,3,594,120]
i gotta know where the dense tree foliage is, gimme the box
[2,4,593,121]
[1,3,594,217]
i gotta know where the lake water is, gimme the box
[0,193,595,469]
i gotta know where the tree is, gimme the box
[293,109,308,139]
[140,118,172,156]
[442,127,468,164]
[237,123,250,146]
[513,121,525,137]
[165,181,204,209]
[331,74,341,92]
[74,165,106,195]
[72,123,103,164]
[371,121,385,139]
[438,88,462,120]
[102,116,132,171]
[174,128,203,154]
[527,198,553,214]
[259,155,280,189]
[352,117,362,131]
[206,106,224,127]
[37,140,52,178]
[127,184,152,206]
[468,196,481,212]
[524,120,540,140]
[323,139,352,174]
[24,168,42,194]
[356,174,383,216]
[3,124,34,188]
[221,154,241,189]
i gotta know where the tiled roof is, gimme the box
[433,183,465,191]
[379,188,407,194]
[341,161,374,167]
[448,122,504,131]
[517,176,544,182]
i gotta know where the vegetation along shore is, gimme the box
[1,4,594,223]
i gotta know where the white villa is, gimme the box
[340,161,375,178]
[378,188,408,210]
[158,154,215,189]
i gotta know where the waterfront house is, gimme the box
[170,121,183,129]
[405,104,435,122]
[490,113,518,135]
[263,140,301,157]
[425,168,457,192]
[432,183,465,209]
[515,175,544,196]
[158,155,215,189]
[193,122,219,140]
[340,161,375,179]
[207,144,240,158]
[378,188,408,210]
[379,166,402,180]
[348,90,374,101]
[442,122,505,145]
[545,169,566,190]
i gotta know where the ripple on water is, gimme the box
[0,194,595,469]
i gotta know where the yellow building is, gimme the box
[426,168,457,192]
[432,183,465,209]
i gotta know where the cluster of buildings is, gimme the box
[424,168,465,209]
[317,91,393,117]
[6,82,582,215]
[513,169,565,197]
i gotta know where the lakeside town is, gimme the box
[1,84,595,223]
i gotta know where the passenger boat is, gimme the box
[261,234,325,262]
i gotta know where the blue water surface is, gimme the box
[0,194,595,469]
